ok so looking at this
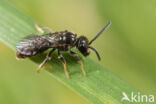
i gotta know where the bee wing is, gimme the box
[16,35,51,56]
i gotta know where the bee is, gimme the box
[16,22,111,78]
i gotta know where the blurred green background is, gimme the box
[0,0,156,104]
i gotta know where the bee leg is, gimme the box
[58,50,70,78]
[36,48,55,72]
[70,50,86,76]
[34,24,52,35]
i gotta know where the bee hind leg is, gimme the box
[34,24,52,35]
[37,49,55,72]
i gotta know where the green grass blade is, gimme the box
[0,0,146,104]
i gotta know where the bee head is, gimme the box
[76,36,90,56]
[76,21,111,61]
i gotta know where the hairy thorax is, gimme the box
[53,31,77,51]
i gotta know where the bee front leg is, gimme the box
[36,48,55,72]
[35,24,52,35]
[58,50,70,78]
[70,50,86,76]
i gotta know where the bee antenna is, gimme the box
[89,21,111,45]
[89,46,101,61]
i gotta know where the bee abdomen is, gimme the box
[16,35,50,58]
[16,48,48,59]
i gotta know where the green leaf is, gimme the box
[0,0,143,104]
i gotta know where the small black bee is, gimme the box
[16,22,111,78]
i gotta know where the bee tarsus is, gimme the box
[37,48,56,73]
